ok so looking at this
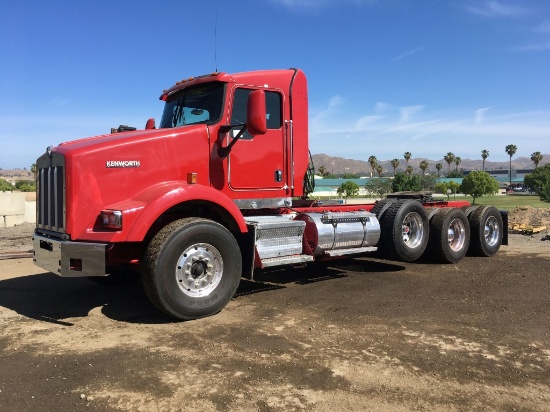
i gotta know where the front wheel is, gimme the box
[143,218,242,320]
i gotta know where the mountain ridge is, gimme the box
[312,153,549,176]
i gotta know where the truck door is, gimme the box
[228,87,285,191]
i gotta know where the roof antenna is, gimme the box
[214,10,218,72]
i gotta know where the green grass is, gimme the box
[460,195,550,210]
[310,194,550,210]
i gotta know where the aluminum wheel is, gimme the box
[175,243,223,298]
[484,216,500,247]
[447,218,467,252]
[401,212,425,249]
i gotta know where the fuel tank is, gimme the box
[295,211,380,256]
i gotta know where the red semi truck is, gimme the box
[33,68,507,320]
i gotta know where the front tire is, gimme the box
[143,218,242,320]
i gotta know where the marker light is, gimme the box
[100,210,122,229]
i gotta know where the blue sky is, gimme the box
[1,0,549,169]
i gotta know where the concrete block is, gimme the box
[5,214,25,227]
[25,201,36,224]
[0,192,26,215]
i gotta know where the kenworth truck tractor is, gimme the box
[33,69,507,320]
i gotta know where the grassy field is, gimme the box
[312,194,550,209]
[449,195,550,210]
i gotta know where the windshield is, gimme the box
[160,82,225,128]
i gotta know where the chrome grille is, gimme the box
[36,152,66,233]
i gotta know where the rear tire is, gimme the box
[381,200,429,262]
[143,218,242,320]
[371,199,396,219]
[468,206,503,257]
[428,208,470,263]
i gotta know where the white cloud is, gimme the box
[374,102,391,113]
[353,115,385,130]
[399,105,425,122]
[512,42,550,52]
[309,95,345,127]
[392,47,425,62]
[535,20,550,33]
[271,0,377,9]
[308,99,550,162]
[464,1,529,18]
[475,107,493,124]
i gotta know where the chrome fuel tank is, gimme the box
[295,211,380,256]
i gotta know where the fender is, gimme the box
[106,182,248,242]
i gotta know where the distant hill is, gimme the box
[0,169,33,182]
[1,153,548,181]
[312,154,549,176]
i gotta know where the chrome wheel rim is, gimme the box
[175,243,223,297]
[447,218,466,252]
[402,212,424,249]
[484,216,500,247]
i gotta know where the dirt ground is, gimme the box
[0,213,549,411]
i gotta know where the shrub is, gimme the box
[459,171,499,204]
[392,172,422,192]
[524,164,550,202]
[0,178,14,191]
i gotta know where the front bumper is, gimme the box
[33,233,108,277]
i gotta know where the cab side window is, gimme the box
[231,88,282,139]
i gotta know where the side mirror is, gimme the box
[145,118,156,129]
[247,90,267,135]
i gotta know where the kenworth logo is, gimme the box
[106,160,141,168]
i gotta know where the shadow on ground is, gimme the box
[0,258,405,325]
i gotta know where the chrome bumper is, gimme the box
[33,234,108,277]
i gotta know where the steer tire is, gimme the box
[428,208,470,263]
[143,218,242,320]
[468,206,503,257]
[381,200,429,262]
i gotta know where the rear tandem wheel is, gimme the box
[427,208,470,263]
[467,206,503,257]
[380,200,430,262]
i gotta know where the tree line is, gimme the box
[318,146,545,181]
[328,145,549,203]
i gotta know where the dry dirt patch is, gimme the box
[0,211,549,411]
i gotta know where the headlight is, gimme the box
[100,210,122,229]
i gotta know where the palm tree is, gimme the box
[443,152,455,176]
[368,155,377,178]
[531,151,543,168]
[375,164,383,177]
[505,144,517,185]
[481,149,489,171]
[403,152,412,166]
[419,160,429,175]
[454,156,462,172]
[390,158,400,175]
[318,165,327,177]
[30,163,37,184]
[405,165,414,176]
[435,163,443,178]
